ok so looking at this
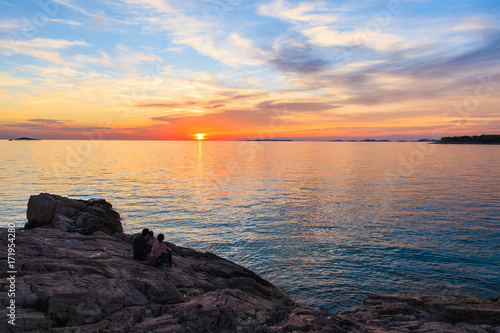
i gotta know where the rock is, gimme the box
[343,294,500,332]
[275,306,352,332]
[2,228,499,333]
[0,228,295,332]
[25,193,122,235]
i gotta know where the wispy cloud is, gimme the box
[0,38,88,65]
[0,72,30,86]
[27,119,74,126]
[109,0,269,67]
[51,0,98,17]
[136,101,198,109]
[45,18,83,26]
[204,103,225,109]
[259,0,338,25]
[0,20,20,31]
[6,38,88,49]
[258,100,342,114]
[451,15,496,31]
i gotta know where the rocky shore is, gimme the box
[1,194,499,332]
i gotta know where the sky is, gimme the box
[0,0,499,141]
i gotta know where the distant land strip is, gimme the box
[435,134,500,144]
[9,137,40,141]
[245,139,439,142]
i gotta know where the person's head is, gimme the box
[157,233,164,243]
[141,228,150,237]
[149,230,154,237]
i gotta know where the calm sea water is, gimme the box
[1,140,499,313]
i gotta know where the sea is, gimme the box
[1,140,499,314]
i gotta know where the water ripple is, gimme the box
[1,141,499,313]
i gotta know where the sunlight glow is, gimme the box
[1,1,499,141]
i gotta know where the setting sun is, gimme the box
[195,133,206,140]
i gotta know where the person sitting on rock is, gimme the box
[150,233,173,267]
[132,228,155,261]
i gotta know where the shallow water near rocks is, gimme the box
[1,140,499,313]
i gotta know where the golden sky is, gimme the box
[1,0,499,140]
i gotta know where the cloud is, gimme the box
[51,0,105,18]
[302,26,407,51]
[452,15,496,31]
[259,0,338,25]
[8,38,88,49]
[152,108,274,127]
[0,20,20,31]
[136,101,198,109]
[269,32,331,73]
[149,115,171,122]
[203,104,225,109]
[441,31,500,72]
[111,0,269,67]
[258,100,341,113]
[45,18,83,26]
[280,29,500,107]
[3,119,116,134]
[74,52,112,66]
[27,119,73,125]
[4,119,76,130]
[171,30,267,67]
[0,38,88,65]
[52,0,138,32]
[0,72,30,86]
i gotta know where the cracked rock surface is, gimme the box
[0,228,295,332]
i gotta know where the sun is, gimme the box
[195,133,206,140]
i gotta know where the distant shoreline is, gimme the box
[5,137,499,143]
[4,138,440,142]
[434,142,500,145]
[9,137,40,141]
[435,134,500,145]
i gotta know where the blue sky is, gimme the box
[0,0,499,140]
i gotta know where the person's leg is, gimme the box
[158,252,172,267]
[165,252,172,267]
[136,247,151,261]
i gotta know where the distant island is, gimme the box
[9,137,40,141]
[436,134,500,144]
[246,139,293,141]
[415,138,439,142]
[327,139,438,142]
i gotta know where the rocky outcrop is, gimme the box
[0,228,295,332]
[342,294,500,332]
[25,193,122,235]
[3,231,498,333]
[265,294,500,332]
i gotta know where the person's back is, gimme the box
[132,228,151,260]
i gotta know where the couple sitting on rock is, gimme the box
[132,228,173,267]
